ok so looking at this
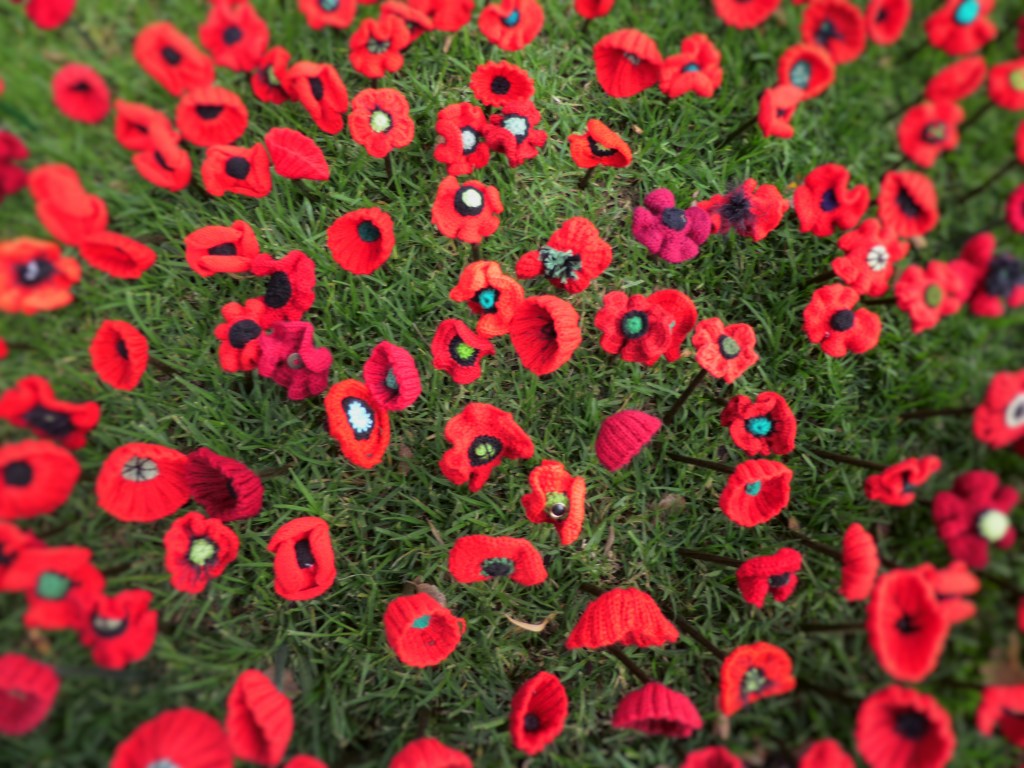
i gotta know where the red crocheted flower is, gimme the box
[840,522,880,602]
[0,236,80,315]
[0,523,42,592]
[431,176,503,243]
[27,163,108,246]
[298,0,356,29]
[575,0,614,18]
[794,164,870,236]
[632,189,712,264]
[164,511,240,594]
[520,459,586,545]
[932,470,1018,568]
[0,131,29,204]
[719,642,796,716]
[267,516,336,601]
[0,375,100,450]
[349,88,415,158]
[568,119,632,169]
[410,0,475,32]
[449,261,524,338]
[832,217,909,297]
[801,0,867,64]
[110,708,232,768]
[133,21,214,97]
[976,684,1024,747]
[285,61,349,135]
[77,231,156,280]
[434,102,490,175]
[659,34,723,99]
[95,443,189,523]
[611,681,702,738]
[681,747,743,768]
[469,60,534,107]
[877,170,940,238]
[390,737,472,767]
[131,124,192,192]
[925,56,987,101]
[0,653,59,736]
[257,321,333,400]
[719,459,793,527]
[113,99,176,151]
[201,143,272,198]
[894,260,966,334]
[226,669,294,767]
[720,392,796,457]
[349,15,410,79]
[383,592,466,667]
[327,207,394,275]
[692,317,758,383]
[52,63,110,124]
[866,0,912,45]
[185,220,259,277]
[757,84,803,139]
[698,178,789,241]
[778,43,836,100]
[736,548,803,608]
[363,341,421,411]
[950,231,1024,317]
[803,283,883,357]
[855,686,956,768]
[915,560,980,625]
[185,448,264,522]
[508,295,582,376]
[988,58,1024,111]
[448,535,547,586]
[175,86,248,147]
[973,369,1024,449]
[897,100,964,169]
[925,0,997,55]
[712,0,780,29]
[1010,183,1024,234]
[593,29,663,98]
[431,318,495,384]
[0,439,79,520]
[864,455,942,507]
[198,0,269,72]
[478,0,544,51]
[867,568,950,682]
[21,0,76,30]
[76,588,158,670]
[89,319,149,391]
[325,379,391,468]
[485,99,548,168]
[595,410,662,472]
[595,290,695,366]
[215,299,268,373]
[565,587,678,649]
[251,46,293,104]
[438,402,533,492]
[799,739,855,768]
[4,545,104,630]
[265,126,330,179]
[515,217,612,293]
[251,250,318,324]
[381,1,435,45]
[509,672,568,755]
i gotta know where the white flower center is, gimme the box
[1004,392,1024,429]
[502,116,528,139]
[370,110,392,133]
[147,760,181,768]
[460,128,478,152]
[121,456,160,482]
[346,400,373,433]
[866,245,890,271]
[977,509,1011,543]
[459,188,483,209]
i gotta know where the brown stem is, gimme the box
[664,368,709,426]
[806,448,886,471]
[677,548,741,567]
[581,17,591,34]
[580,583,603,598]
[801,270,834,289]
[801,622,865,633]
[471,242,481,261]
[384,152,394,183]
[667,452,734,475]
[716,114,757,150]
[674,614,727,660]
[901,405,973,420]
[960,101,994,133]
[957,158,1018,205]
[607,647,652,684]
[578,166,596,191]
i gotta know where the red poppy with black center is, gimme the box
[593,28,662,98]
[164,511,240,594]
[132,123,192,192]
[185,220,260,277]
[349,87,415,158]
[719,642,796,716]
[866,568,950,682]
[285,61,349,135]
[932,469,1018,569]
[692,317,759,383]
[757,84,803,139]
[439,402,533,492]
[225,669,294,768]
[855,685,956,768]
[509,672,568,755]
[659,33,723,99]
[988,58,1024,111]
[0,439,79,520]
[840,522,881,602]
[363,341,421,411]
[21,0,76,30]
[28,163,108,246]
[720,391,797,457]
[801,0,867,65]
[520,459,585,545]
[384,592,466,667]
[950,231,1024,317]
[431,318,495,384]
[566,587,678,649]
[925,0,996,56]
[977,684,1024,747]
[0,375,100,450]
[410,0,475,32]
[897,100,964,169]
[434,102,490,176]
[719,459,792,527]
[866,0,912,45]
[448,535,547,585]
[736,548,803,608]
[794,164,870,236]
[5,545,104,630]
[0,653,59,737]
[712,0,780,29]
[76,588,158,670]
[78,231,157,280]
[381,1,435,46]
[516,217,612,294]
[113,99,176,151]
[973,370,1024,449]
[95,442,189,523]
[133,21,214,97]
[215,299,269,373]
[201,143,272,198]
[509,295,583,376]
[199,0,269,72]
[89,319,149,391]
[185,448,264,522]
[832,218,909,297]
[0,523,42,592]
[611,681,702,739]
[298,0,357,29]
[175,86,249,147]
[268,516,336,601]
[865,455,942,507]
[327,207,395,274]
[777,43,835,101]
[925,56,987,102]
[575,0,614,18]
[325,379,391,468]
[110,708,232,768]
[878,170,940,238]
[0,236,80,315]
[251,46,293,105]
[478,0,544,52]
[52,63,110,124]
[257,320,333,401]
[251,250,317,323]
[469,60,534,107]
[349,15,411,79]
[894,260,966,334]
[698,178,789,241]
[431,176,503,243]
[568,119,632,169]
[485,99,547,168]
[803,284,882,357]
[450,260,524,338]
[915,561,980,626]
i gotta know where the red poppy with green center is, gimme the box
[520,459,586,544]
[866,568,950,682]
[163,511,240,594]
[449,260,524,338]
[803,284,882,357]
[692,317,759,383]
[719,459,792,527]
[251,46,293,104]
[864,455,942,507]
[659,33,723,98]
[593,29,663,98]
[349,15,410,78]
[327,207,395,275]
[894,260,966,333]
[594,291,677,366]
[431,176,503,243]
[0,374,100,450]
[185,219,260,277]
[5,545,105,630]
[719,641,796,716]
[349,87,415,159]
[793,163,870,237]
[251,250,317,324]
[448,535,547,585]
[201,143,272,198]
[516,217,612,294]
[133,21,214,97]
[469,60,535,107]
[439,402,533,492]
[720,391,797,457]
[325,379,391,468]
[0,236,81,315]
[897,100,964,169]
[925,0,997,56]
[832,218,909,297]
[383,592,466,667]
[736,548,803,608]
[198,0,269,72]
[988,57,1024,111]
[800,0,867,64]
[0,439,80,520]
[284,61,349,135]
[778,43,836,99]
[76,588,159,670]
[298,0,357,29]
[431,318,495,384]
[434,102,490,176]
[877,170,940,238]
[932,469,1018,569]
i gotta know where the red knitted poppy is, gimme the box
[325,379,391,468]
[113,99,176,151]
[469,60,534,107]
[801,0,867,64]
[894,261,966,334]
[285,61,349,135]
[698,178,789,241]
[52,63,110,124]
[350,88,415,159]
[251,47,293,104]
[201,143,272,198]
[298,0,356,29]
[27,163,108,246]
[680,746,743,768]
[78,231,157,280]
[798,739,856,767]
[185,448,264,522]
[976,684,1024,747]
[866,568,949,683]
[199,0,269,72]
[719,642,796,716]
[4,545,104,630]
[110,708,232,768]
[757,84,803,139]
[284,756,328,768]
[989,58,1024,111]
[932,470,1018,569]
[95,442,188,523]
[515,217,612,293]
[478,0,544,51]
[381,1,435,46]
[264,127,329,181]
[383,592,466,667]
[925,0,997,55]
[611,681,703,738]
[950,231,1024,318]
[76,588,158,671]
[568,119,632,169]
[736,548,803,608]
[268,516,336,601]
[925,56,987,102]
[449,260,525,338]
[215,299,268,373]
[778,43,836,99]
[131,124,192,192]
[363,341,422,411]
[720,391,796,457]
[832,217,909,297]
[794,164,870,236]
[0,131,29,205]
[0,236,81,315]
[973,369,1024,449]
[349,15,410,79]
[0,653,59,736]
[448,535,547,586]
[839,522,880,602]
[0,439,80,520]
[593,29,662,98]
[133,21,214,97]
[509,671,568,755]
[714,0,780,27]
[185,220,260,277]
[89,319,149,391]
[175,86,249,147]
[877,170,940,238]
[914,560,980,625]
[1009,183,1024,234]
[854,685,956,768]
[866,0,912,45]
[431,176,503,244]
[508,295,583,376]
[164,511,240,594]
[692,318,758,383]
[431,318,495,385]
[575,0,614,19]
[21,0,76,30]
[565,587,678,649]
[0,374,100,450]
[803,284,883,357]
[719,459,793,527]
[898,100,964,169]
[433,102,491,176]
[439,402,533,491]
[326,206,395,277]
[594,292,673,366]
[225,669,294,767]
[0,523,42,592]
[864,455,942,507]
[520,460,586,544]
[389,737,473,767]
[660,34,723,98]
[251,250,317,324]
[595,410,662,472]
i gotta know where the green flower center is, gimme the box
[1011,69,1024,91]
[370,109,392,133]
[455,342,476,361]
[188,537,217,567]
[924,284,944,308]
[384,369,399,392]
[545,491,570,520]
[37,572,70,600]
[742,666,769,696]
[538,245,582,282]
[720,336,742,359]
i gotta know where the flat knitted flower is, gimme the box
[21,0,76,30]
[520,459,586,545]
[267,516,336,601]
[257,321,333,400]
[720,391,797,457]
[133,21,214,96]
[76,588,158,671]
[866,0,912,45]
[509,673,568,755]
[778,43,836,100]
[431,176,503,244]
[988,58,1024,111]
[164,511,240,594]
[611,682,703,738]
[431,318,495,384]
[201,143,272,198]
[925,0,997,55]
[950,231,1024,317]
[508,295,582,375]
[801,0,867,64]
[52,63,110,124]
[349,15,410,79]
[757,84,803,139]
[199,0,269,72]
[175,86,248,147]
[389,737,472,767]
[575,0,614,19]
[131,124,192,192]
[113,100,176,151]
[855,686,956,768]
[251,250,317,324]
[565,587,678,649]
[383,592,466,667]
[434,102,490,176]
[932,470,1018,568]
[77,231,157,280]
[866,568,949,683]
[185,220,260,277]
[595,410,662,472]
[0,375,100,450]
[973,369,1024,449]
[448,535,547,586]
[719,459,793,527]
[698,178,789,241]
[0,522,42,592]
[915,560,980,625]
[840,522,880,602]
[95,443,188,523]
[439,402,533,492]
[680,747,743,768]
[469,60,534,107]
[515,217,612,293]
[736,548,803,608]
[185,447,264,522]
[350,88,415,158]
[27,163,108,246]
[593,29,662,98]
[449,260,524,338]
[925,56,987,101]
[976,684,1024,747]
[298,0,357,29]
[0,653,59,736]
[110,708,232,768]
[225,669,294,767]
[251,47,293,105]
[692,317,758,383]
[4,545,104,630]
[485,99,548,168]
[363,341,422,411]
[877,170,940,238]
[719,642,796,716]
[633,189,712,263]
[0,439,79,520]
[478,0,544,51]
[864,455,942,507]
[284,61,349,135]
[325,379,391,468]
[713,0,780,29]
[794,164,870,236]
[215,299,269,373]
[327,208,394,275]
[0,236,80,315]
[89,320,149,391]
[803,284,882,357]
[894,260,966,334]
[660,34,723,98]
[381,2,435,46]
[568,119,632,169]
[832,218,909,297]
[898,100,964,169]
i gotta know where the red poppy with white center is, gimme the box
[932,469,1018,568]
[660,34,723,99]
[76,588,158,670]
[924,0,997,56]
[877,170,940,238]
[486,99,548,168]
[593,28,662,98]
[478,0,544,51]
[325,379,392,469]
[803,283,882,357]
[431,176,503,244]
[894,260,966,334]
[349,88,415,158]
[720,391,797,457]
[973,369,1024,449]
[110,708,233,768]
[0,236,81,315]
[692,317,759,383]
[864,455,942,507]
[832,218,909,297]
[434,102,490,176]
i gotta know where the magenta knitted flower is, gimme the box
[257,321,333,400]
[632,189,712,264]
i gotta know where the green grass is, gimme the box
[1,0,1023,765]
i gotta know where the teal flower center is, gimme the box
[384,369,399,392]
[503,9,520,25]
[37,572,71,600]
[745,481,763,496]
[538,245,581,282]
[746,416,773,437]
[954,0,979,24]
[790,60,811,89]
[475,287,498,312]
[412,615,431,629]
[683,63,700,73]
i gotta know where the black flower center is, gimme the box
[481,557,515,577]
[896,614,918,634]
[586,135,618,157]
[769,572,791,588]
[523,713,541,732]
[69,81,92,93]
[264,272,293,309]
[115,339,129,359]
[161,46,182,65]
[91,612,128,638]
[294,539,316,569]
[815,19,842,46]
[25,406,72,437]
[196,104,224,120]
[620,310,648,339]
[719,189,753,230]
[209,242,237,256]
[3,461,32,486]
[896,188,922,217]
[894,710,929,740]
[491,75,511,95]
[660,207,688,231]
[367,37,391,54]
[820,189,839,212]
[357,220,381,243]
[342,397,375,439]
[454,185,485,217]
[222,26,242,44]
[308,76,324,101]
[17,258,54,286]
[538,246,581,282]
[154,151,173,172]
[468,436,502,466]
[228,319,262,349]
[830,309,855,331]
[225,157,250,180]
[984,254,1022,298]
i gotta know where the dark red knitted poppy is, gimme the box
[185,220,259,277]
[251,46,293,104]
[1009,183,1024,234]
[201,143,272,198]
[719,459,792,527]
[114,100,176,151]
[976,684,1024,747]
[692,317,758,383]
[757,84,802,139]
[855,685,956,768]
[95,443,188,523]
[897,100,964,169]
[199,0,269,71]
[925,56,987,101]
[778,43,835,100]
[267,516,336,601]
[349,15,410,79]
[736,548,803,608]
[879,170,941,238]
[110,708,232,768]
[712,0,780,29]
[894,260,966,334]
[840,522,880,602]
[383,592,466,667]
[448,534,547,586]
[411,0,475,32]
[801,0,867,64]
[0,236,81,315]
[568,119,632,169]
[973,369,1024,449]
[566,587,678,649]
[439,402,533,492]
[185,447,264,522]
[89,319,148,391]
[611,681,702,739]
[298,0,357,29]
[327,208,394,275]
[21,0,76,30]
[27,163,108,246]
[508,295,582,376]
[76,588,158,671]
[0,653,59,736]
[0,439,79,520]
[0,375,100,450]
[325,379,391,468]
[381,1,435,46]
[575,0,614,19]
[78,231,157,280]
[363,341,421,411]
[832,217,909,297]
[215,299,269,373]
[349,88,415,159]
[866,0,912,45]
[520,459,585,545]
[4,545,104,630]
[0,523,42,591]
[794,164,870,236]
[434,102,490,176]
[251,250,317,323]
[469,60,534,107]
[720,391,796,457]
[478,0,544,51]
[486,99,548,168]
[719,642,796,716]
[516,217,612,294]
[633,194,712,265]
[132,124,192,192]
[595,410,662,472]
[867,568,949,683]
[864,455,942,507]
[265,127,330,181]
[226,669,294,767]
[52,63,110,124]
[681,747,743,768]
[450,260,524,338]
[988,58,1024,111]
[659,33,723,99]
[164,511,239,594]
[285,61,349,135]
[950,231,1024,317]
[925,0,996,55]
[509,672,568,755]
[175,86,249,147]
[698,178,789,241]
[431,318,495,384]
[431,176,503,243]
[803,284,882,357]
[257,321,332,401]
[932,470,1018,569]
[133,21,214,97]
[593,29,662,98]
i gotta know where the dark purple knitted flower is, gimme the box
[632,188,712,264]
[257,321,333,400]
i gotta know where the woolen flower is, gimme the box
[509,672,568,755]
[988,58,1024,111]
[508,295,583,375]
[251,46,293,104]
[185,448,264,522]
[89,319,149,391]
[133,21,214,97]
[0,523,42,592]
[327,207,394,275]
[251,250,318,324]
[131,124,192,192]
[1009,183,1024,234]
[257,321,333,400]
[349,87,415,158]
[325,379,391,468]
[478,0,545,52]
[184,220,260,277]
[565,587,678,649]
[383,592,466,667]
[840,522,881,602]
[950,231,1024,317]
[803,283,883,357]
[95,442,189,523]
[594,410,663,472]
[568,119,632,169]
[801,0,867,64]
[268,516,336,601]
[897,100,964,168]
[719,642,796,716]
[198,0,269,72]
[0,439,80,520]
[363,341,421,411]
[469,60,534,107]
[431,318,495,384]
[720,459,793,527]
[349,15,411,79]
[866,568,950,683]
[110,708,232,768]
[976,685,1024,748]
[778,43,836,99]
[381,1,435,46]
[593,29,662,98]
[925,56,987,102]
[713,0,780,29]
[877,170,940,238]
[201,143,272,198]
[4,545,104,630]
[924,0,997,56]
[915,560,980,625]
[866,0,912,45]
[285,61,349,135]
[520,459,586,545]
[21,0,76,30]
[78,231,157,280]
[632,188,712,263]
[215,299,268,373]
[758,84,803,139]
[27,163,108,246]
[832,217,909,297]
[0,236,81,315]
[720,391,797,457]
[893,260,966,334]
[447,535,547,586]
[52,63,110,124]
[164,511,240,594]
[113,100,176,151]
[175,86,249,147]
[297,0,357,29]
[932,469,1018,568]
[698,178,789,241]
[0,375,100,450]
[389,738,472,768]
[225,669,294,768]
[76,588,158,671]
[973,369,1024,449]
[660,34,723,98]
[434,102,490,176]
[736,548,803,608]
[515,217,612,293]
[680,747,743,768]
[612,681,702,739]
[692,317,758,383]
[854,685,956,768]
[431,176,503,244]
[485,99,548,168]
[864,455,942,507]
[0,653,59,736]
[449,260,525,338]
[438,402,533,492]
[794,164,870,236]
[263,128,327,180]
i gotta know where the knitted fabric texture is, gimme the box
[95,442,188,523]
[565,587,678,649]
[865,455,943,507]
[595,290,697,366]
[78,231,158,280]
[431,176,503,244]
[77,588,158,671]
[515,217,613,294]
[718,641,796,716]
[719,459,793,527]
[264,127,330,181]
[431,318,495,385]
[0,375,101,450]
[567,119,632,169]
[691,318,759,383]
[509,671,568,755]
[866,568,950,683]
[0,439,80,520]
[256,321,333,400]
[184,220,260,277]
[325,379,391,469]
[89,320,149,391]
[0,653,60,736]
[448,260,525,338]
[793,163,870,237]
[632,189,712,263]
[610,681,703,739]
[267,516,337,601]
[175,86,249,147]
[877,170,940,239]
[438,402,534,492]
[659,34,723,98]
[595,410,663,472]
[363,341,422,411]
[327,207,395,275]
[109,708,232,768]
[931,470,1019,569]
[447,535,547,586]
[735,547,803,608]
[839,523,881,602]
[388,737,473,768]
[520,459,586,545]
[854,685,956,768]
[592,29,663,98]
[383,592,466,668]
[225,669,294,767]
[27,163,108,246]
[164,511,240,594]
[508,295,583,376]
[719,391,797,457]
[201,143,272,198]
[185,448,265,522]
[803,283,883,357]
[349,88,415,159]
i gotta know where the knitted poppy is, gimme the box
[866,0,912,45]
[175,86,249,147]
[520,459,585,544]
[832,218,909,297]
[508,671,567,755]
[264,127,329,181]
[478,0,544,51]
[508,295,583,376]
[932,470,1018,569]
[285,61,349,135]
[5,545,104,630]
[976,685,1024,747]
[383,592,466,667]
[389,737,472,768]
[381,1,435,46]
[198,0,269,72]
[251,46,293,105]
[0,131,28,204]
[89,319,149,391]
[778,43,835,100]
[595,410,662,472]
[864,455,942,507]
[298,0,357,29]
[566,587,678,649]
[567,119,632,171]
[894,261,966,334]
[251,250,317,323]
[698,179,789,241]
[433,102,491,176]
[840,522,880,602]
[680,747,743,768]
[96,443,189,523]
[897,101,964,169]
[713,0,781,29]
[164,511,240,594]
[78,231,157,280]
[950,231,1024,317]
[632,189,712,263]
[431,176,503,244]
[1009,183,1024,234]
[21,0,76,30]
[915,560,980,625]
[611,682,703,738]
[485,99,548,168]
[0,375,100,450]
[114,100,176,151]
[973,369,1024,449]
[449,261,524,338]
[798,739,855,767]
[661,33,723,98]
[448,535,547,586]
[720,392,797,457]
[225,669,294,768]
[0,653,59,736]
[133,21,214,97]
[325,379,391,468]
[469,60,534,107]
[431,318,495,384]
[76,588,158,671]
[363,341,421,411]
[736,548,803,608]
[201,143,272,198]
[757,84,803,139]
[925,0,996,56]
[257,321,333,400]
[720,459,793,527]
[801,0,867,65]
[132,124,192,192]
[855,685,956,768]
[326,208,393,275]
[692,318,758,383]
[0,523,42,591]
[593,29,663,98]
[52,63,110,124]
[349,88,415,159]
[803,284,883,357]
[267,516,336,601]
[793,164,870,237]
[595,291,688,366]
[349,15,411,79]
[185,447,264,522]
[575,0,614,18]
[988,58,1024,111]
[719,642,796,716]
[439,402,533,492]
[110,708,232,768]
[0,236,80,315]
[515,217,612,293]
[0,439,79,520]
[866,568,949,683]
[27,163,108,246]
[215,299,269,373]
[925,56,987,102]
[877,170,940,238]
[185,220,259,277]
